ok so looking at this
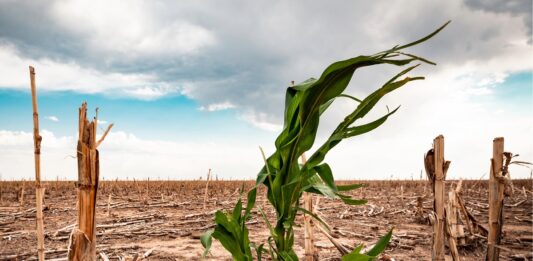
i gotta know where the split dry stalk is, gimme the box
[68,102,113,261]
[456,194,489,236]
[425,135,450,261]
[445,182,463,261]
[433,135,445,261]
[29,66,45,261]
[487,137,504,261]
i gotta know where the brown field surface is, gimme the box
[1,180,532,260]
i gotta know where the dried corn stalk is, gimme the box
[29,66,45,261]
[445,181,464,261]
[487,138,512,261]
[68,103,113,261]
[424,135,451,261]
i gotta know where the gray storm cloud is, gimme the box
[0,0,530,129]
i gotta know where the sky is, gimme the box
[0,0,531,180]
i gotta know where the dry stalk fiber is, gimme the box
[29,66,45,261]
[68,103,113,261]
[19,179,25,208]
[425,135,450,261]
[400,185,404,206]
[446,182,462,261]
[107,194,112,217]
[487,137,504,261]
[203,169,211,209]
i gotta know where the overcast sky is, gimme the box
[0,0,531,180]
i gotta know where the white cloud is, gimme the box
[45,116,59,122]
[0,130,269,180]
[0,130,74,148]
[124,85,181,100]
[198,101,236,112]
[1,106,531,181]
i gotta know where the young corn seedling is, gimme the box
[202,21,450,260]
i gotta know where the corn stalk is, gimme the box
[68,103,113,261]
[203,21,450,260]
[29,66,45,261]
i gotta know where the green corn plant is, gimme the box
[201,188,257,260]
[202,21,449,260]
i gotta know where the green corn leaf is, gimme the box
[342,106,400,138]
[336,193,368,205]
[309,182,337,198]
[212,225,242,259]
[319,93,361,117]
[353,244,365,254]
[245,188,257,220]
[200,229,214,258]
[296,207,331,231]
[342,229,393,261]
[302,177,367,206]
[303,66,424,172]
[341,244,368,261]
[397,52,436,65]
[258,207,275,237]
[365,229,393,257]
[250,243,265,261]
[212,230,246,260]
[339,93,363,103]
[337,183,366,192]
[319,98,335,115]
[279,251,299,261]
[389,20,450,51]
[342,252,376,261]
[267,237,278,259]
[314,163,336,191]
[233,199,243,223]
[212,210,253,260]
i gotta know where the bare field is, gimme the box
[1,180,532,260]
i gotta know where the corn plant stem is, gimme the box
[29,66,45,261]
[260,145,288,254]
[487,137,504,261]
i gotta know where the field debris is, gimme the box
[1,179,531,260]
